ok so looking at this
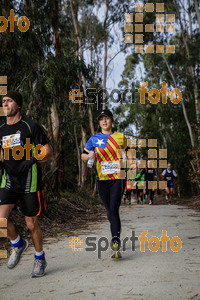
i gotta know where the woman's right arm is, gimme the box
[81,151,96,161]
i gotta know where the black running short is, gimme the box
[0,188,46,217]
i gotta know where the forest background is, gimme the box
[0,0,199,205]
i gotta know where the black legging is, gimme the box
[146,182,155,201]
[97,179,122,244]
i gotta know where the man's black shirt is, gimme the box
[0,116,49,193]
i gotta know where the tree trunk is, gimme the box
[52,0,61,57]
[74,126,81,186]
[187,0,192,36]
[102,0,109,109]
[51,0,64,191]
[161,54,195,148]
[70,0,88,188]
[175,0,200,125]
[50,102,59,142]
[194,0,200,29]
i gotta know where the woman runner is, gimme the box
[81,109,127,258]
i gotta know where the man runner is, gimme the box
[135,161,157,205]
[125,180,132,205]
[161,163,177,205]
[0,91,53,277]
[135,169,145,205]
[81,109,127,259]
[142,160,157,205]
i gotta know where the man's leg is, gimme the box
[169,187,173,202]
[140,191,143,204]
[25,216,43,252]
[166,187,170,201]
[0,204,28,269]
[150,189,154,204]
[25,216,47,277]
[20,190,47,277]
[127,191,131,205]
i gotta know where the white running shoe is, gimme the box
[32,259,47,278]
[7,239,28,269]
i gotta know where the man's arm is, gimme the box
[0,149,3,161]
[161,169,166,180]
[0,149,4,169]
[36,144,53,163]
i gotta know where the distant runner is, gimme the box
[135,169,145,205]
[125,180,132,205]
[81,109,127,259]
[123,187,127,204]
[140,161,157,205]
[161,163,177,205]
[0,91,53,277]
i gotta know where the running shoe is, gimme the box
[168,201,172,205]
[149,200,152,205]
[143,200,146,204]
[7,239,28,269]
[140,201,143,205]
[111,251,122,259]
[112,242,119,252]
[32,258,47,278]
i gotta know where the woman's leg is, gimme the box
[97,180,111,225]
[97,180,122,244]
[109,180,122,244]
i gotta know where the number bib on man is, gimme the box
[101,161,120,174]
[2,133,21,148]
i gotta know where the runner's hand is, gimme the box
[88,151,95,160]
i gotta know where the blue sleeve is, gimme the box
[84,137,94,153]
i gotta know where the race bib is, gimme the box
[2,133,21,149]
[166,176,172,181]
[101,161,120,174]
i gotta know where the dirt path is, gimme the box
[0,204,200,300]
